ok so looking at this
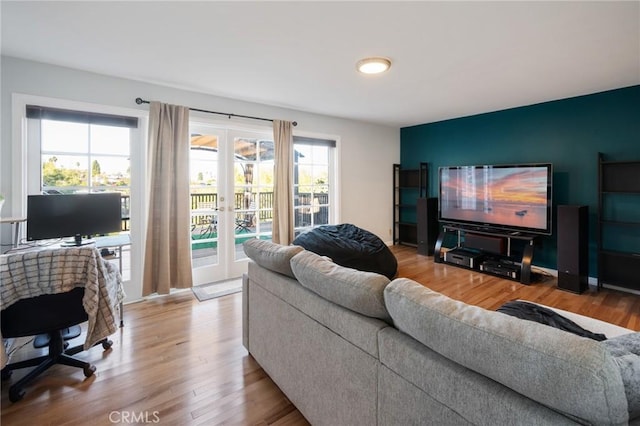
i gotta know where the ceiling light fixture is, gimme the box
[356,57,391,74]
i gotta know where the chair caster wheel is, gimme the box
[1,368,12,380]
[9,387,25,402]
[102,339,113,350]
[84,364,96,378]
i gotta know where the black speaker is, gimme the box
[464,233,506,255]
[557,205,588,293]
[417,197,438,256]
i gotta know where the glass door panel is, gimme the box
[228,133,274,276]
[233,138,275,256]
[190,131,225,285]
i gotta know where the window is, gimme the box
[26,105,137,281]
[293,136,336,234]
[27,105,136,229]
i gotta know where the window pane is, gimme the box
[42,154,88,188]
[191,149,218,186]
[91,125,130,155]
[235,138,257,159]
[90,156,130,187]
[41,120,89,153]
[316,206,329,225]
[312,165,329,184]
[258,140,275,162]
[316,185,329,194]
[235,161,254,190]
[258,160,274,186]
[311,146,329,165]
[297,165,313,186]
[294,145,312,163]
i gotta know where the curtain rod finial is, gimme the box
[292,121,298,127]
[135,98,144,105]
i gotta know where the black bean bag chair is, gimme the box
[293,223,398,279]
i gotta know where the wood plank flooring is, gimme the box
[2,245,639,425]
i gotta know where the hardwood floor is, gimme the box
[2,245,639,425]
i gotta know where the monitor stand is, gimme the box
[61,234,95,247]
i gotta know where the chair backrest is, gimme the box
[1,287,88,338]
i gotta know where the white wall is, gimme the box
[1,56,399,246]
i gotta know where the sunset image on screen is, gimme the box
[440,165,550,232]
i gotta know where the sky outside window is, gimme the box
[41,119,131,190]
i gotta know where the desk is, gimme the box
[95,234,130,274]
[0,217,26,252]
[94,234,130,327]
[0,246,124,368]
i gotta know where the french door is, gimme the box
[189,125,274,285]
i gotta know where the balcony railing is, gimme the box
[119,192,329,231]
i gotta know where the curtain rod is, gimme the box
[135,98,297,126]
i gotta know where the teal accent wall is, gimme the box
[401,85,640,273]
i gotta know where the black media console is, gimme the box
[434,224,538,284]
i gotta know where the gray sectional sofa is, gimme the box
[242,239,640,425]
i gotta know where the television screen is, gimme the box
[27,193,123,244]
[439,164,552,235]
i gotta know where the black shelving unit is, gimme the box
[393,163,428,246]
[597,153,640,291]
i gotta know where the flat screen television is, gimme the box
[27,193,123,245]
[438,163,553,235]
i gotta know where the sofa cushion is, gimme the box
[290,250,391,321]
[377,328,578,425]
[384,278,629,425]
[242,239,303,278]
[603,332,640,419]
[246,262,388,358]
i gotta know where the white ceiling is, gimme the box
[2,1,639,128]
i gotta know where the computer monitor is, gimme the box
[27,193,123,246]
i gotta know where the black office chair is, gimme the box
[1,287,112,402]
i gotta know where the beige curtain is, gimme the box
[272,120,294,244]
[143,101,193,296]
